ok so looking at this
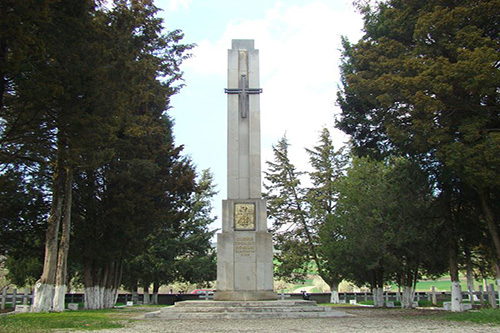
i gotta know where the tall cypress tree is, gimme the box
[337,0,500,311]
[68,1,194,309]
[1,0,194,311]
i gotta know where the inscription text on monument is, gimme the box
[235,237,255,257]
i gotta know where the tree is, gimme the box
[323,157,391,307]
[337,0,499,311]
[1,0,194,311]
[123,169,217,304]
[0,0,116,312]
[264,136,317,282]
[383,158,448,307]
[174,169,218,287]
[1,171,46,287]
[265,132,351,303]
[305,128,348,303]
[72,109,196,309]
[321,156,446,308]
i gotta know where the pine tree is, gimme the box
[264,136,320,282]
[305,128,348,303]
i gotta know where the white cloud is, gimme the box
[167,0,191,12]
[184,39,226,77]
[245,2,363,171]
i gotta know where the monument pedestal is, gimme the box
[215,199,276,301]
[214,291,277,301]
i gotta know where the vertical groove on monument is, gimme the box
[215,39,277,301]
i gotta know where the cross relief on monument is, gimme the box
[224,74,262,118]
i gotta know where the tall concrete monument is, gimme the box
[214,39,277,301]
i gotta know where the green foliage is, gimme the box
[0,169,46,286]
[337,0,500,284]
[306,128,346,218]
[265,130,350,289]
[122,169,217,290]
[305,128,348,288]
[0,0,196,301]
[5,256,42,287]
[321,156,447,289]
[264,136,314,282]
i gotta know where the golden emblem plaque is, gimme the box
[234,203,255,230]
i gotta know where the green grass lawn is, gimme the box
[0,307,160,333]
[321,303,500,325]
[440,308,500,325]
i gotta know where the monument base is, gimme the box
[145,300,349,319]
[213,290,277,301]
[216,199,275,297]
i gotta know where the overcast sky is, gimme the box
[155,0,365,230]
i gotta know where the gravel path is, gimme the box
[80,307,500,333]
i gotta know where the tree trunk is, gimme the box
[372,269,384,307]
[84,259,102,310]
[401,285,415,309]
[85,285,102,310]
[83,261,120,310]
[465,247,475,305]
[110,261,122,307]
[83,258,93,309]
[329,281,340,304]
[132,285,138,304]
[449,240,462,312]
[53,168,73,312]
[372,287,384,307]
[152,282,160,305]
[102,261,121,308]
[33,164,65,312]
[143,285,150,305]
[495,261,500,309]
[480,191,500,263]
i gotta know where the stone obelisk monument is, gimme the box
[214,39,276,301]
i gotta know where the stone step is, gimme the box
[145,300,348,320]
[173,300,317,308]
[147,311,346,320]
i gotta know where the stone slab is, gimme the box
[67,303,79,310]
[14,305,31,313]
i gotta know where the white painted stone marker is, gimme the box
[214,40,277,301]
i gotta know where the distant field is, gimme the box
[394,276,497,292]
[280,275,497,293]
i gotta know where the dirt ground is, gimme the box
[79,307,500,333]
